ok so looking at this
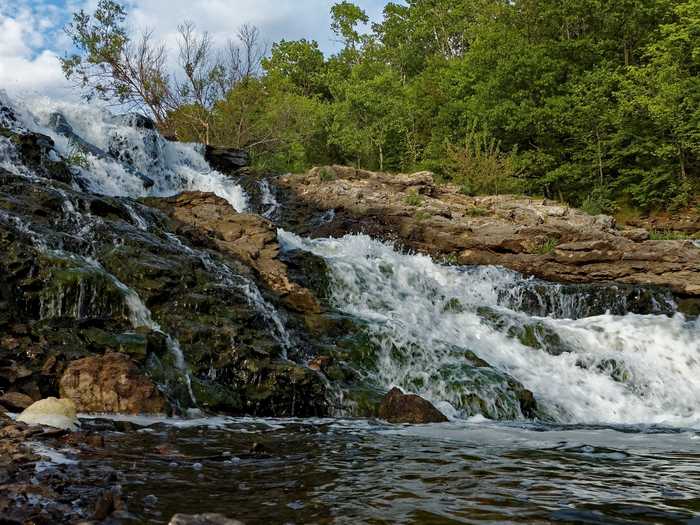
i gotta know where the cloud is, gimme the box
[0,0,392,99]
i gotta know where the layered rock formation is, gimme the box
[275,165,700,297]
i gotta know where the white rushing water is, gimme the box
[0,90,247,212]
[280,231,700,428]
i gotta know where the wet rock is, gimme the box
[59,352,167,414]
[277,166,700,297]
[144,192,320,313]
[93,486,126,521]
[0,127,73,184]
[0,392,34,412]
[16,397,78,430]
[378,387,448,424]
[170,514,244,525]
[204,145,249,174]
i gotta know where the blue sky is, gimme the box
[0,0,394,98]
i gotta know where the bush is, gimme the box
[404,191,423,207]
[446,122,523,196]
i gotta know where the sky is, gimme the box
[0,0,392,99]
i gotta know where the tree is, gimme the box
[262,39,327,97]
[61,0,172,125]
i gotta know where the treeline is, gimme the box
[64,1,699,212]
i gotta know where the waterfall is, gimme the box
[280,231,700,428]
[1,91,247,212]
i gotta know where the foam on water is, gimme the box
[280,231,700,428]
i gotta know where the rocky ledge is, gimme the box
[275,165,700,297]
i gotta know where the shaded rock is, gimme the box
[204,145,249,174]
[170,514,245,525]
[0,392,34,413]
[16,397,78,430]
[59,352,167,414]
[378,387,448,424]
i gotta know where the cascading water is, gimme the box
[280,231,700,428]
[3,89,699,429]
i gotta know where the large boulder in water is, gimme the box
[378,387,448,424]
[59,352,167,414]
[204,145,249,174]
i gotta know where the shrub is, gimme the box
[404,191,423,207]
[319,167,336,182]
[536,238,559,255]
[447,122,523,196]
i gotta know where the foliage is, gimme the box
[66,0,700,212]
[649,230,698,240]
[64,141,90,169]
[404,191,423,207]
[536,238,560,255]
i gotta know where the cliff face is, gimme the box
[275,165,700,298]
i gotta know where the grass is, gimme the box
[465,206,490,217]
[535,237,559,255]
[318,167,336,182]
[404,191,423,207]
[649,230,697,241]
[414,210,431,221]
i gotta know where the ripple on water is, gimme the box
[63,416,700,525]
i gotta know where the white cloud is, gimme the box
[0,0,391,99]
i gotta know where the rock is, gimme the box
[59,352,167,414]
[378,387,448,424]
[16,397,78,431]
[170,514,245,525]
[110,113,157,130]
[204,145,249,174]
[0,392,34,413]
[144,192,320,313]
[275,166,700,297]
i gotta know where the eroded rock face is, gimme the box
[144,192,320,313]
[378,388,449,424]
[59,353,167,414]
[276,166,700,297]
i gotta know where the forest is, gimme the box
[63,0,700,213]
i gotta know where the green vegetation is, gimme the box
[465,207,490,217]
[536,238,560,255]
[404,191,423,207]
[649,230,698,240]
[319,167,337,182]
[65,0,700,213]
[64,140,90,169]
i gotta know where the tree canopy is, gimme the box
[65,0,700,212]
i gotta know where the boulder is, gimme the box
[59,352,167,414]
[16,397,78,431]
[205,145,249,174]
[170,514,244,525]
[378,387,448,424]
[0,392,34,413]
